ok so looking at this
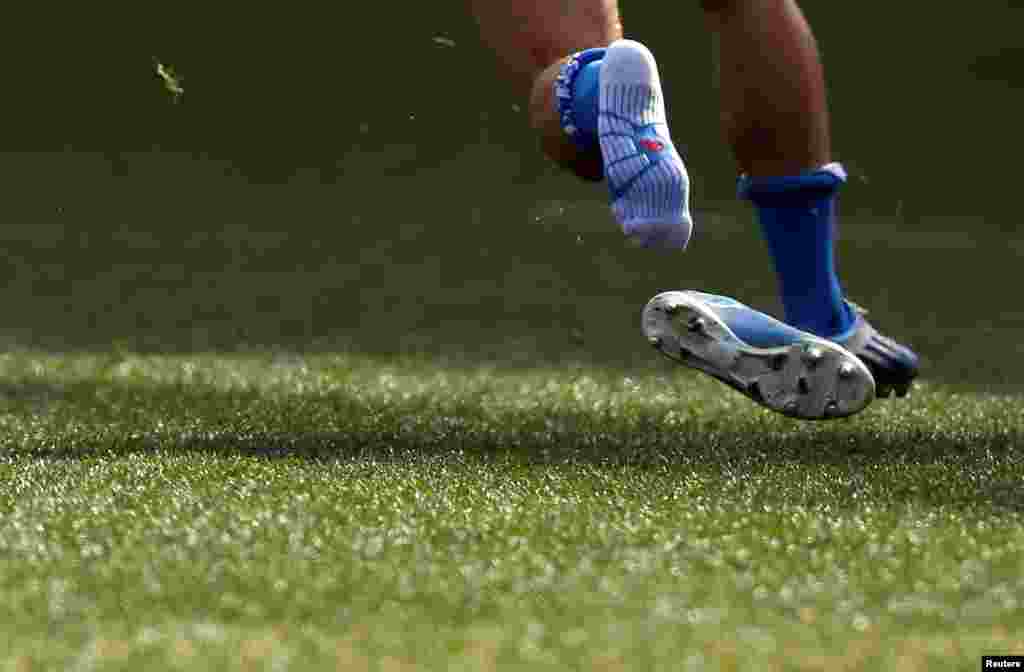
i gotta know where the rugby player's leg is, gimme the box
[470,1,693,249]
[703,0,919,395]
[469,0,618,181]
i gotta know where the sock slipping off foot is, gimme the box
[739,162,855,338]
[556,40,693,249]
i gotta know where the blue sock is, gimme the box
[555,48,605,150]
[739,163,854,338]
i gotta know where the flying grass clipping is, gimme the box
[154,58,184,103]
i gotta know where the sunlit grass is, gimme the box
[0,351,1021,670]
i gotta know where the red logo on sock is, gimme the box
[639,139,665,152]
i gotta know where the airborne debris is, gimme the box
[432,36,456,48]
[153,58,184,103]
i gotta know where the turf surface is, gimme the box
[1,352,1022,670]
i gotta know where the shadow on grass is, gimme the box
[0,380,82,412]
[11,373,1024,514]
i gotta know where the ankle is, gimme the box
[529,59,604,182]
[554,49,606,150]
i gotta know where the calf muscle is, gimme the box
[469,0,622,96]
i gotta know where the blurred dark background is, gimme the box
[0,3,1021,390]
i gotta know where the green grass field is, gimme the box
[1,350,1022,671]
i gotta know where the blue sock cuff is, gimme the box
[555,48,606,150]
[738,162,848,204]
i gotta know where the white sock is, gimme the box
[599,40,693,250]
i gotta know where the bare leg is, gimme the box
[469,0,622,181]
[702,0,831,176]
